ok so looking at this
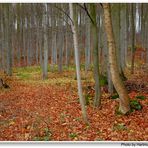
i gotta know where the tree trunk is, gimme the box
[103,3,130,114]
[120,4,127,71]
[57,6,63,73]
[42,4,48,79]
[131,4,136,74]
[4,4,12,76]
[27,15,31,66]
[51,7,57,72]
[85,10,91,72]
[69,3,88,123]
[7,4,12,76]
[90,4,101,107]
[111,4,121,73]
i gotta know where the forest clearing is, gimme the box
[0,3,148,141]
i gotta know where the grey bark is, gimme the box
[131,4,136,74]
[3,4,12,75]
[90,4,101,107]
[111,4,121,73]
[120,4,127,71]
[42,4,48,79]
[85,11,91,72]
[69,3,88,123]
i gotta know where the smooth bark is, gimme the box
[69,3,88,123]
[90,4,101,107]
[103,3,130,114]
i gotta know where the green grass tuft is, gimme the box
[136,95,146,100]
[111,93,119,99]
[33,127,52,141]
[130,100,142,111]
[69,133,78,139]
[113,123,127,131]
[100,75,108,86]
[85,94,91,105]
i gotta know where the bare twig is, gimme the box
[54,4,74,25]
[76,3,95,25]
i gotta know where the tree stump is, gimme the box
[0,78,10,89]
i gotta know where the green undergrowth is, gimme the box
[115,99,142,116]
[69,133,78,139]
[13,66,41,73]
[136,95,146,100]
[100,75,108,86]
[130,100,142,111]
[113,123,127,131]
[111,93,119,99]
[16,73,31,80]
[33,127,52,141]
[14,66,41,80]
[85,94,92,105]
[12,65,94,86]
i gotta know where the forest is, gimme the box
[0,3,147,141]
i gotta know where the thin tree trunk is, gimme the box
[69,3,88,123]
[42,4,48,79]
[85,12,91,72]
[58,6,63,73]
[131,4,135,74]
[120,4,127,71]
[27,15,31,66]
[90,4,101,107]
[65,31,69,67]
[4,4,12,75]
[7,4,12,76]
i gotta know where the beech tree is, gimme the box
[42,4,48,79]
[120,4,127,72]
[85,6,91,72]
[131,4,136,74]
[90,4,101,107]
[69,3,88,123]
[5,4,12,76]
[103,3,130,114]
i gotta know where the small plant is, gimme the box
[60,112,68,123]
[113,123,127,131]
[100,75,108,86]
[136,95,146,100]
[69,133,77,139]
[84,124,90,130]
[33,127,52,141]
[74,117,81,121]
[130,100,142,111]
[85,94,91,105]
[111,93,119,99]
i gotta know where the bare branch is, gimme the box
[76,3,95,25]
[54,4,74,25]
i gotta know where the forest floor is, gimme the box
[0,65,148,141]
